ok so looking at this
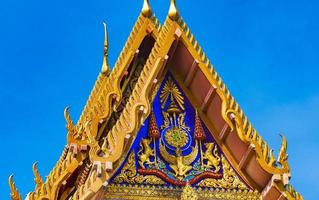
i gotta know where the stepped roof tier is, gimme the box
[9,0,302,199]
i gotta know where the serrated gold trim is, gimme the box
[103,184,260,200]
[12,7,161,200]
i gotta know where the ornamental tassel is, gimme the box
[148,110,160,166]
[194,110,206,168]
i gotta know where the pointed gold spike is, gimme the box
[142,0,152,17]
[26,192,35,200]
[64,106,77,134]
[101,21,110,75]
[9,175,22,200]
[169,0,179,20]
[278,134,288,163]
[101,137,108,152]
[32,162,44,189]
[268,149,276,166]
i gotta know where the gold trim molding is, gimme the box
[104,184,261,200]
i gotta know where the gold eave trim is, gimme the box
[26,13,161,200]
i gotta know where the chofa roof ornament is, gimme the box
[101,21,110,75]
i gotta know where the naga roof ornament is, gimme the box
[9,0,302,199]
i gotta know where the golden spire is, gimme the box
[168,0,179,20]
[101,21,110,75]
[142,0,152,17]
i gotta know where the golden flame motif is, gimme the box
[113,151,165,185]
[160,77,184,110]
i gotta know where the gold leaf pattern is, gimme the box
[104,184,261,200]
[198,155,247,189]
[112,151,165,185]
[160,78,184,110]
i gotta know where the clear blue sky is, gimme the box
[0,0,318,199]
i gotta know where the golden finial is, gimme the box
[168,0,179,20]
[101,21,110,75]
[142,0,152,17]
[9,175,22,200]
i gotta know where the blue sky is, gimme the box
[0,0,318,199]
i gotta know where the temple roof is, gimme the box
[9,1,302,200]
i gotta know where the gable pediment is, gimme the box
[8,1,302,200]
[107,73,260,199]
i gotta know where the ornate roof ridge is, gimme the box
[94,16,176,162]
[76,8,303,199]
[175,16,286,173]
[50,13,160,198]
[8,9,162,200]
[71,10,302,198]
[71,16,176,199]
[105,183,260,200]
[8,1,302,199]
[172,15,302,199]
[76,12,159,128]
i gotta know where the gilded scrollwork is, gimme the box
[112,151,165,185]
[181,184,198,200]
[198,155,247,190]
[104,184,261,200]
[226,109,290,175]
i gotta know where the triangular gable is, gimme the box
[75,3,301,199]
[9,1,302,200]
[106,73,260,199]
